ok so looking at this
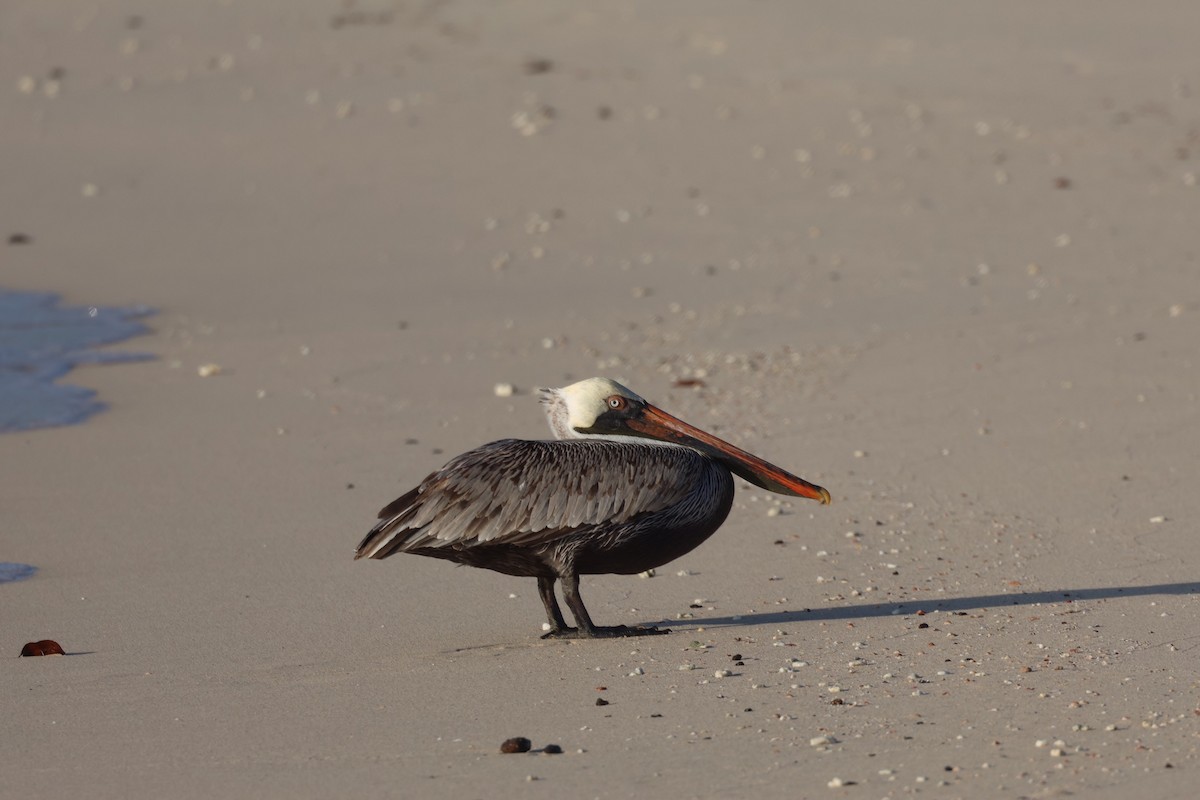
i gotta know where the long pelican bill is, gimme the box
[625,404,831,504]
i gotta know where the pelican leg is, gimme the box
[537,576,575,637]
[542,573,670,639]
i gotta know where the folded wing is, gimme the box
[354,439,703,559]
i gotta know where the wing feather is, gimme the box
[354,438,704,558]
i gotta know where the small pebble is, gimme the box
[523,58,554,75]
[500,737,532,754]
[595,698,609,706]
[197,363,222,377]
[542,744,563,755]
[493,382,515,398]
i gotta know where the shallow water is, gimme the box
[0,290,154,432]
[0,563,37,584]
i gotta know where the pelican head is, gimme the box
[537,377,831,504]
[539,377,644,440]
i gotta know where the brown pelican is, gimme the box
[355,377,830,639]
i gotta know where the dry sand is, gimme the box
[4,1,1200,797]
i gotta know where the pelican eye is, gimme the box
[606,395,627,411]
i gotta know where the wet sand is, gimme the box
[4,1,1200,797]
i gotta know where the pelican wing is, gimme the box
[355,439,702,559]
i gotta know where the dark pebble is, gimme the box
[20,640,65,657]
[830,698,844,705]
[7,233,32,245]
[918,622,929,629]
[500,737,532,754]
[542,744,563,754]
[595,698,609,706]
[730,653,742,661]
[524,58,554,75]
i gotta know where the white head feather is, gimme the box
[538,377,645,440]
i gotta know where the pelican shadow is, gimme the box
[693,582,1200,628]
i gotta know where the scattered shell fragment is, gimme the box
[493,382,515,398]
[197,363,222,377]
[20,640,65,657]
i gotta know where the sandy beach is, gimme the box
[4,1,1200,797]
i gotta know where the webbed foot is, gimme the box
[541,624,670,640]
